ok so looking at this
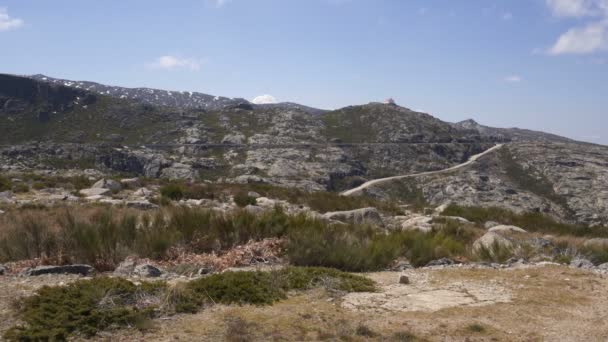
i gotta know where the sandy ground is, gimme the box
[1,265,608,341]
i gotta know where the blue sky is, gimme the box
[1,0,607,144]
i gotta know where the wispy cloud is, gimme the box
[504,75,523,83]
[213,0,231,7]
[545,0,608,55]
[502,12,513,20]
[251,94,277,104]
[549,20,608,54]
[146,55,203,71]
[545,0,607,18]
[0,7,24,32]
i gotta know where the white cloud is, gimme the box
[504,75,523,83]
[549,20,608,54]
[251,94,277,104]
[0,7,24,32]
[418,8,428,15]
[502,12,513,20]
[146,55,202,71]
[545,0,608,55]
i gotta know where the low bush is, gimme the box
[12,183,29,193]
[442,205,608,238]
[4,268,375,340]
[4,277,161,341]
[355,324,378,337]
[160,183,185,200]
[466,323,486,333]
[0,176,12,192]
[188,271,286,305]
[582,245,608,265]
[474,240,514,264]
[233,191,257,207]
[286,219,470,270]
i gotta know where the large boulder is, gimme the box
[160,163,196,180]
[488,225,527,234]
[114,259,162,277]
[134,264,162,278]
[22,264,94,276]
[401,216,433,233]
[0,191,14,203]
[126,200,159,210]
[79,188,111,197]
[92,178,122,192]
[484,221,501,229]
[323,207,383,226]
[120,178,141,188]
[570,257,594,269]
[472,232,514,253]
[133,187,153,198]
[221,134,246,145]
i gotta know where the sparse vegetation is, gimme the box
[4,268,375,341]
[287,219,475,270]
[474,240,514,263]
[156,181,402,214]
[355,323,378,337]
[466,323,486,333]
[0,176,11,192]
[4,277,161,341]
[392,331,419,341]
[233,191,257,207]
[160,183,185,200]
[499,149,572,214]
[442,205,608,238]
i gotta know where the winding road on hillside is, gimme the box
[341,144,504,196]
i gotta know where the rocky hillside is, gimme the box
[452,119,572,143]
[1,73,498,191]
[2,73,606,225]
[367,142,608,226]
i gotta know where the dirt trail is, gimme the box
[341,144,504,196]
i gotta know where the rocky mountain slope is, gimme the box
[1,73,606,225]
[452,119,573,143]
[367,141,608,226]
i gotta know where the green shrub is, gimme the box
[276,267,377,292]
[474,240,514,264]
[12,183,29,193]
[286,220,402,271]
[183,184,216,200]
[442,205,608,238]
[233,191,257,207]
[0,176,12,192]
[160,183,185,200]
[355,324,378,337]
[286,218,470,270]
[59,209,138,269]
[582,245,608,265]
[4,278,159,341]
[466,323,486,333]
[0,215,56,262]
[4,268,375,340]
[188,271,287,306]
[31,182,46,190]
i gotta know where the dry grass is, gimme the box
[36,265,601,341]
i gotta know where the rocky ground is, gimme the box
[1,264,607,341]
